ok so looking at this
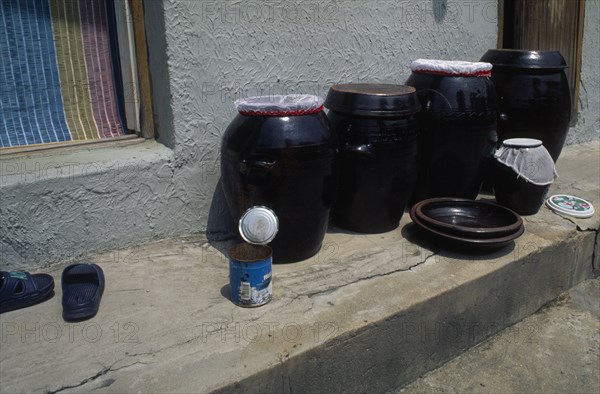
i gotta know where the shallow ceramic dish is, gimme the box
[414,198,523,238]
[409,204,525,251]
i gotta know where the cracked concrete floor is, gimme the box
[400,277,600,394]
[0,222,442,393]
[0,141,597,393]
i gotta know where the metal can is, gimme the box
[228,243,273,307]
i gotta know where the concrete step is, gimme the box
[0,141,598,393]
[400,277,600,393]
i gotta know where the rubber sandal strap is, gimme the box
[0,271,39,301]
[0,271,55,313]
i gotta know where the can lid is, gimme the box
[239,206,279,244]
[546,194,595,218]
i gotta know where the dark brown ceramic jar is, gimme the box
[480,49,572,162]
[406,59,499,204]
[220,95,338,263]
[324,84,421,234]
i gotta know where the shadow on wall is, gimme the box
[433,0,447,23]
[206,178,239,257]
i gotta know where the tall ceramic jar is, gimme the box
[406,59,499,203]
[480,49,572,162]
[220,95,338,264]
[325,84,421,233]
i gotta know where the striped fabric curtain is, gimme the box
[0,0,126,148]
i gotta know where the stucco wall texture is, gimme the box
[1,0,597,269]
[570,0,600,145]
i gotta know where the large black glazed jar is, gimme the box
[324,84,421,234]
[220,95,338,264]
[480,49,572,162]
[406,59,499,203]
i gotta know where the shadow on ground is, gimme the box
[401,221,517,261]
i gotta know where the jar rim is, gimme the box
[235,94,324,117]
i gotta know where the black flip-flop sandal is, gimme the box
[62,263,105,322]
[0,271,55,314]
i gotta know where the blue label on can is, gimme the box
[229,244,273,307]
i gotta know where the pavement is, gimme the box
[0,141,598,393]
[400,277,600,394]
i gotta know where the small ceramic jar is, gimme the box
[492,138,557,215]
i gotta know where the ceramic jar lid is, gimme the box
[324,84,421,117]
[480,49,568,69]
[239,206,279,244]
[546,195,595,218]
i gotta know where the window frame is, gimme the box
[0,0,155,156]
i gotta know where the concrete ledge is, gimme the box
[0,140,216,270]
[0,141,598,393]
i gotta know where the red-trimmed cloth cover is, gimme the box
[234,94,324,117]
[410,59,492,77]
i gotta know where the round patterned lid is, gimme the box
[546,195,595,218]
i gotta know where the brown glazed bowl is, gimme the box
[413,198,523,239]
[410,206,525,253]
[409,203,525,251]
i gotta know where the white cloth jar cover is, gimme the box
[410,59,493,77]
[494,139,557,186]
[234,94,324,116]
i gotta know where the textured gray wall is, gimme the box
[1,0,597,269]
[569,0,600,145]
